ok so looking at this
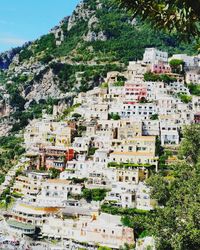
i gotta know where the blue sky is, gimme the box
[0,0,80,52]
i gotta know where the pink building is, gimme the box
[125,83,147,101]
[150,63,171,74]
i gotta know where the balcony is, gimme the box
[7,220,36,235]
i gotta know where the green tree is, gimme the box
[82,188,108,202]
[144,72,176,83]
[146,175,170,206]
[117,0,200,39]
[147,162,200,250]
[169,59,184,74]
[49,168,61,179]
[88,147,98,156]
[179,124,200,164]
[150,114,159,120]
[109,113,121,120]
[188,83,200,96]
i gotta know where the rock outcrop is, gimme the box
[67,2,95,31]
[0,42,31,70]
[23,69,60,101]
[0,48,22,70]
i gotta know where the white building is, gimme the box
[106,181,156,210]
[121,103,157,120]
[145,81,166,101]
[169,54,195,67]
[135,182,156,210]
[36,179,82,207]
[72,136,91,153]
[192,96,200,112]
[106,182,136,208]
[167,81,190,95]
[24,119,73,151]
[160,121,179,146]
[143,48,168,64]
[157,95,177,115]
[186,70,200,84]
[60,155,93,180]
[142,120,160,136]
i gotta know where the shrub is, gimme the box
[109,113,120,120]
[178,94,192,103]
[82,188,108,202]
[188,83,200,96]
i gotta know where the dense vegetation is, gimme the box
[19,34,56,62]
[86,1,196,64]
[0,136,25,178]
[169,59,184,74]
[50,62,122,92]
[10,98,57,133]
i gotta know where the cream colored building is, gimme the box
[24,119,74,150]
[42,213,134,249]
[11,172,49,197]
[118,120,142,139]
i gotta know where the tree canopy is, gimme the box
[147,124,200,249]
[117,0,200,39]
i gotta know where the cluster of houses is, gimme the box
[3,48,200,249]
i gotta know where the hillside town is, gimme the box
[0,47,200,250]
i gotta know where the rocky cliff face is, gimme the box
[67,2,95,31]
[0,48,21,70]
[0,100,10,117]
[23,68,66,102]
[0,42,32,70]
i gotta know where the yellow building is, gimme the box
[110,136,158,169]
[118,120,142,139]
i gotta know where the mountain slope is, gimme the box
[0,0,197,134]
